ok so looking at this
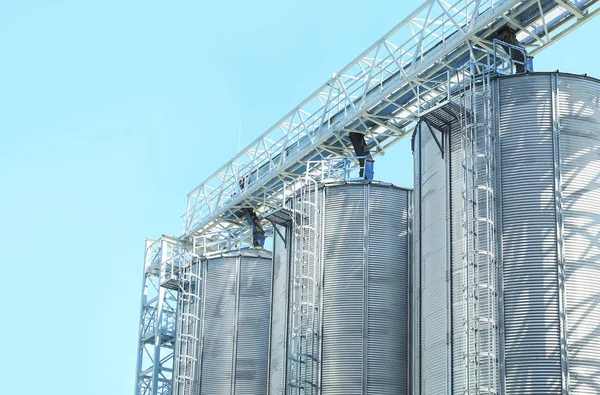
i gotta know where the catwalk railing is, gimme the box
[182,0,600,238]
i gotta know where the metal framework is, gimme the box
[193,226,255,257]
[550,72,571,394]
[182,0,600,239]
[137,1,600,395]
[135,236,191,395]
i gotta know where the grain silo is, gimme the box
[172,238,272,395]
[413,71,600,394]
[267,179,411,395]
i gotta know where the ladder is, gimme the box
[459,63,498,395]
[173,257,203,395]
[288,177,321,395]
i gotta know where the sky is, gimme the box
[1,1,599,394]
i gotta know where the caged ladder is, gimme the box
[172,255,203,395]
[459,62,499,395]
[287,176,321,395]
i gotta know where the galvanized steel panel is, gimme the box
[321,183,410,395]
[200,251,272,395]
[235,255,272,394]
[449,119,465,395]
[269,225,290,394]
[414,121,450,394]
[268,182,410,395]
[414,72,600,394]
[322,185,366,394]
[413,118,465,395]
[558,75,600,394]
[498,73,562,394]
[200,256,236,393]
[366,185,410,395]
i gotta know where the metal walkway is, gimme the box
[137,1,600,395]
[182,0,600,239]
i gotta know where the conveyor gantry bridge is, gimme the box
[182,0,600,239]
[136,1,600,395]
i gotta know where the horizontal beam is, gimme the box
[182,0,599,238]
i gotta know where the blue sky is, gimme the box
[1,1,599,394]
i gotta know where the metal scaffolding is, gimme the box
[135,236,191,395]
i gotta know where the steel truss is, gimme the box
[183,0,600,239]
[193,226,255,258]
[137,1,600,394]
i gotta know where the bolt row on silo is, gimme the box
[413,72,600,394]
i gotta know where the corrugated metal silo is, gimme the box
[413,72,600,394]
[268,181,411,395]
[199,248,272,394]
[412,116,455,395]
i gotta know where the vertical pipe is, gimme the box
[445,124,453,395]
[317,188,326,395]
[407,189,413,395]
[361,184,370,395]
[551,73,571,395]
[284,224,292,394]
[198,258,207,393]
[493,77,506,395]
[460,67,472,393]
[413,123,422,395]
[194,259,202,395]
[267,233,276,395]
[311,180,319,395]
[230,255,241,395]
